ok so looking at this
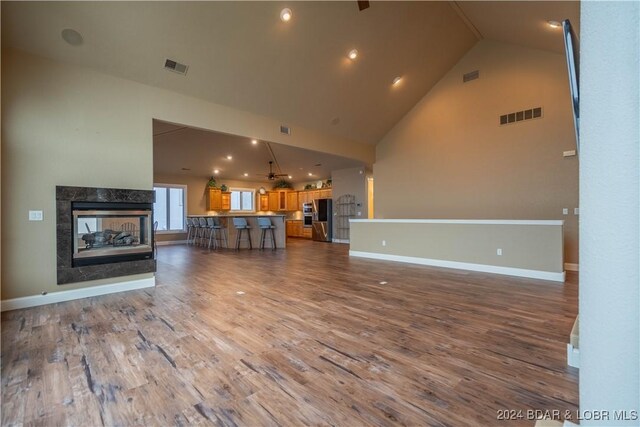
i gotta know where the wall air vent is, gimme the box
[463,70,479,83]
[164,58,188,75]
[500,107,543,126]
[280,125,291,135]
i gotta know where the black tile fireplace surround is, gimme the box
[56,186,156,285]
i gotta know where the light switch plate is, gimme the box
[563,150,577,157]
[563,208,569,215]
[29,210,43,221]
[574,208,579,215]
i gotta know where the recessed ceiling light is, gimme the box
[226,155,233,160]
[308,172,313,176]
[392,76,403,86]
[288,175,292,179]
[547,20,562,28]
[280,8,292,22]
[348,49,358,60]
[251,139,258,145]
[61,28,83,46]
[243,173,249,177]
[213,169,220,174]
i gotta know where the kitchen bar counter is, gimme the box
[188,214,286,248]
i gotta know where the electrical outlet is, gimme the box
[563,150,577,157]
[382,240,386,247]
[562,208,569,215]
[497,248,503,256]
[29,210,43,221]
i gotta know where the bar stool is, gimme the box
[232,217,252,250]
[206,217,228,249]
[198,217,209,246]
[189,217,200,245]
[212,216,228,249]
[186,218,195,245]
[257,217,277,250]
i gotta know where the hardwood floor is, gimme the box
[1,239,579,426]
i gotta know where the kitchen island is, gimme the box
[187,214,286,249]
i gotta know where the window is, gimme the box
[230,188,255,212]
[153,184,186,232]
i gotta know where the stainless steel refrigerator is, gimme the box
[312,198,332,242]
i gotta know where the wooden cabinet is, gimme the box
[268,190,295,211]
[286,220,303,237]
[268,192,279,211]
[278,191,287,211]
[221,192,231,210]
[207,188,222,210]
[286,220,310,238]
[294,189,332,210]
[319,189,332,199]
[207,188,231,211]
[298,191,307,208]
[259,193,269,211]
[287,192,298,211]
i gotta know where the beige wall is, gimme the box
[374,40,579,264]
[1,48,371,300]
[350,220,564,277]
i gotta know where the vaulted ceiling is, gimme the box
[2,1,579,146]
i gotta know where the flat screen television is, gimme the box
[562,19,580,152]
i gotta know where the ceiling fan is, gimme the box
[253,141,290,180]
[254,142,290,181]
[261,160,289,181]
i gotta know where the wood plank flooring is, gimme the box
[1,239,579,426]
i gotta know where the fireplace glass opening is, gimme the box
[72,203,153,267]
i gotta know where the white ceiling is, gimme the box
[153,120,364,183]
[2,1,580,146]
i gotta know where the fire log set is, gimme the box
[81,228,139,249]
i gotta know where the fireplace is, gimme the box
[72,202,153,267]
[56,186,156,285]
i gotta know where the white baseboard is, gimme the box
[0,277,156,312]
[332,238,350,244]
[564,263,579,271]
[157,240,188,246]
[349,251,566,282]
[567,343,580,368]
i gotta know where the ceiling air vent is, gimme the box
[500,107,543,126]
[280,125,291,135]
[463,70,479,83]
[164,58,188,75]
